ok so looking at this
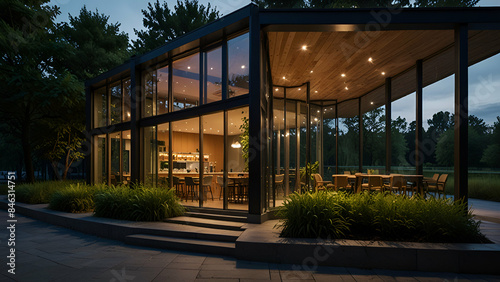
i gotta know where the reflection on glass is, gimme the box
[362,104,385,173]
[95,134,106,184]
[173,53,199,111]
[338,99,359,173]
[157,65,169,115]
[392,94,414,174]
[206,47,222,103]
[144,126,157,187]
[228,33,249,98]
[143,70,156,117]
[110,82,121,125]
[322,105,336,181]
[123,79,131,122]
[287,100,297,194]
[310,105,322,166]
[94,87,107,127]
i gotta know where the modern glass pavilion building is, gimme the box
[86,4,500,223]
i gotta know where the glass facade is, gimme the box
[205,47,222,103]
[157,64,169,115]
[173,53,200,110]
[228,33,249,98]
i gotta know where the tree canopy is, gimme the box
[132,0,220,54]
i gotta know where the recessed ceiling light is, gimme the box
[282,76,286,80]
[370,102,374,105]
[368,57,373,63]
[241,65,245,69]
[210,67,213,70]
[275,88,279,91]
[301,45,307,50]
[345,86,349,90]
[315,90,318,93]
[381,72,386,75]
[341,73,346,77]
[310,70,313,73]
[187,66,191,69]
[298,88,301,91]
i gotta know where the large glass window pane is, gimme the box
[392,93,414,174]
[287,100,297,194]
[94,134,106,184]
[206,47,222,103]
[362,97,385,174]
[202,112,224,208]
[144,126,157,187]
[94,86,107,127]
[110,132,121,185]
[157,123,169,189]
[173,53,199,110]
[157,65,169,115]
[110,82,122,125]
[123,78,131,122]
[322,105,336,182]
[228,33,249,98]
[122,130,131,184]
[338,99,360,174]
[143,70,156,117]
[227,107,249,210]
[172,117,200,207]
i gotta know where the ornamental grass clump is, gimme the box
[16,180,80,204]
[93,184,185,221]
[277,191,489,243]
[49,183,106,213]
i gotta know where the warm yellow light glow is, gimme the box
[282,76,286,79]
[298,88,301,91]
[368,57,373,62]
[187,66,191,69]
[341,73,346,77]
[345,86,349,90]
[241,65,246,69]
[310,70,313,73]
[370,102,374,105]
[315,90,318,93]
[301,45,307,50]
[127,112,131,117]
[381,72,386,75]
[231,141,241,148]
[275,88,279,91]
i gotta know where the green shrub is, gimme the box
[277,191,489,243]
[16,180,80,204]
[49,183,106,213]
[94,184,185,221]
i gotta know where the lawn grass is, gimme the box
[277,191,489,243]
[443,174,500,202]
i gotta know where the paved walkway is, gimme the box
[1,210,500,282]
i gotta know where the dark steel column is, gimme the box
[223,111,228,210]
[454,23,469,204]
[199,117,203,207]
[130,57,141,184]
[416,60,423,176]
[248,6,262,217]
[385,77,392,174]
[359,98,363,173]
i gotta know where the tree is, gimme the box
[0,0,84,182]
[481,116,500,168]
[132,0,220,54]
[55,6,130,81]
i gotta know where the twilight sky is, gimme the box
[49,0,500,128]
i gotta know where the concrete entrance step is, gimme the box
[163,216,247,231]
[150,222,242,242]
[186,207,248,217]
[125,234,235,256]
[185,211,247,223]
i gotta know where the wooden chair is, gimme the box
[426,174,448,198]
[385,175,406,194]
[173,176,183,198]
[344,171,351,175]
[313,174,334,191]
[275,174,285,197]
[361,176,383,192]
[333,175,351,191]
